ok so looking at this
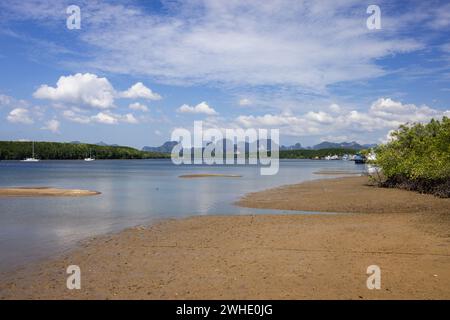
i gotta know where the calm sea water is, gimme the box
[0,159,365,273]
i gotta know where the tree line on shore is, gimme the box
[0,141,170,160]
[0,141,362,161]
[376,117,450,198]
[279,148,358,159]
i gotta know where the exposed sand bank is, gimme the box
[1,177,449,299]
[237,176,450,214]
[179,174,242,178]
[0,187,100,197]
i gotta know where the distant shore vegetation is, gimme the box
[0,141,170,160]
[376,117,450,198]
[0,141,361,161]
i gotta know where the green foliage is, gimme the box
[376,117,450,180]
[279,148,358,159]
[0,141,170,160]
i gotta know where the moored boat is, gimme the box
[84,150,95,162]
[21,141,40,162]
[354,154,366,164]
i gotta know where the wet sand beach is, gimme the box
[1,176,449,299]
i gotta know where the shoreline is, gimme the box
[179,174,242,178]
[237,176,450,214]
[1,176,449,299]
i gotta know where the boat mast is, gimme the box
[32,141,35,158]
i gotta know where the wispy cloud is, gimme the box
[1,0,436,91]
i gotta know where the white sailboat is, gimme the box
[21,141,40,162]
[84,149,95,162]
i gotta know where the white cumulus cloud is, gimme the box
[62,109,91,124]
[304,111,334,124]
[329,104,341,113]
[128,102,149,112]
[33,73,115,109]
[33,74,162,112]
[177,102,218,115]
[234,98,450,141]
[41,119,60,133]
[120,82,161,100]
[122,113,139,124]
[63,109,139,125]
[91,112,118,125]
[7,108,34,124]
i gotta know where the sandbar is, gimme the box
[0,187,101,197]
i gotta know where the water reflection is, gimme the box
[0,159,365,273]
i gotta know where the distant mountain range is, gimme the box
[311,141,377,150]
[95,141,120,147]
[280,143,303,151]
[142,141,179,153]
[282,141,376,150]
[143,140,269,154]
[143,140,377,153]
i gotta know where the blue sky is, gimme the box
[0,0,449,149]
